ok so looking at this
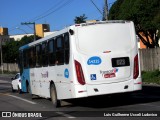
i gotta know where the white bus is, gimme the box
[19,20,142,107]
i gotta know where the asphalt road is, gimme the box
[0,75,160,120]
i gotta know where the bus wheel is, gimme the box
[50,84,61,108]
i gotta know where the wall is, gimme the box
[1,63,19,72]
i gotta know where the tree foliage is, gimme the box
[2,35,34,63]
[74,14,87,24]
[109,0,160,48]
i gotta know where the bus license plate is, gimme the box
[112,57,130,67]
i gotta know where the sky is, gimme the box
[0,0,116,35]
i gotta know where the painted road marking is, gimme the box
[8,94,36,104]
[0,93,10,96]
[56,112,76,118]
[140,103,160,108]
[1,93,76,118]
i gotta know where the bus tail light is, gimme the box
[75,60,86,85]
[133,54,139,79]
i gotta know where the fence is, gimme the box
[0,63,19,73]
[0,48,160,73]
[139,48,160,71]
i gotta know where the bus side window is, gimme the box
[64,33,70,64]
[56,36,64,65]
[35,44,42,67]
[29,47,35,68]
[19,50,23,75]
[42,42,48,66]
[48,39,56,66]
[23,49,29,69]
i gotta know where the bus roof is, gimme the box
[19,20,132,50]
[19,27,69,50]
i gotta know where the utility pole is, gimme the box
[21,22,36,41]
[0,39,3,74]
[104,0,108,20]
[0,27,3,74]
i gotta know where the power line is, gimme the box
[9,0,74,34]
[90,0,103,15]
[29,0,74,22]
[28,0,65,22]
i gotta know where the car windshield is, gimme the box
[15,73,20,79]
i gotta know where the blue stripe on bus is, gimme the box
[21,68,31,93]
[19,44,30,50]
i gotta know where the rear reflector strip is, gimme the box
[78,90,87,93]
[135,82,142,84]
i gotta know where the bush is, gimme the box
[142,70,160,84]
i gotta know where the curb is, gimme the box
[143,82,160,87]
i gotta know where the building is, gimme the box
[10,32,55,41]
[10,24,55,41]
[35,24,50,38]
[0,27,10,45]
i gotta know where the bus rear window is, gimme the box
[77,24,133,53]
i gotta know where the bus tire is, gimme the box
[50,84,61,108]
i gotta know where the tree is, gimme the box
[109,0,160,48]
[1,34,43,64]
[2,40,20,63]
[2,35,34,63]
[74,14,87,24]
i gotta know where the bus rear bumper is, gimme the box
[74,78,142,98]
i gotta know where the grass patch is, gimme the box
[142,70,160,84]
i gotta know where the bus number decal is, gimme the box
[87,56,102,65]
[64,69,69,78]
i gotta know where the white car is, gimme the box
[11,73,22,93]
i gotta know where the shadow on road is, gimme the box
[63,85,160,108]
[1,82,160,109]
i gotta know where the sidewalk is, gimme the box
[0,80,11,84]
[143,82,160,87]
